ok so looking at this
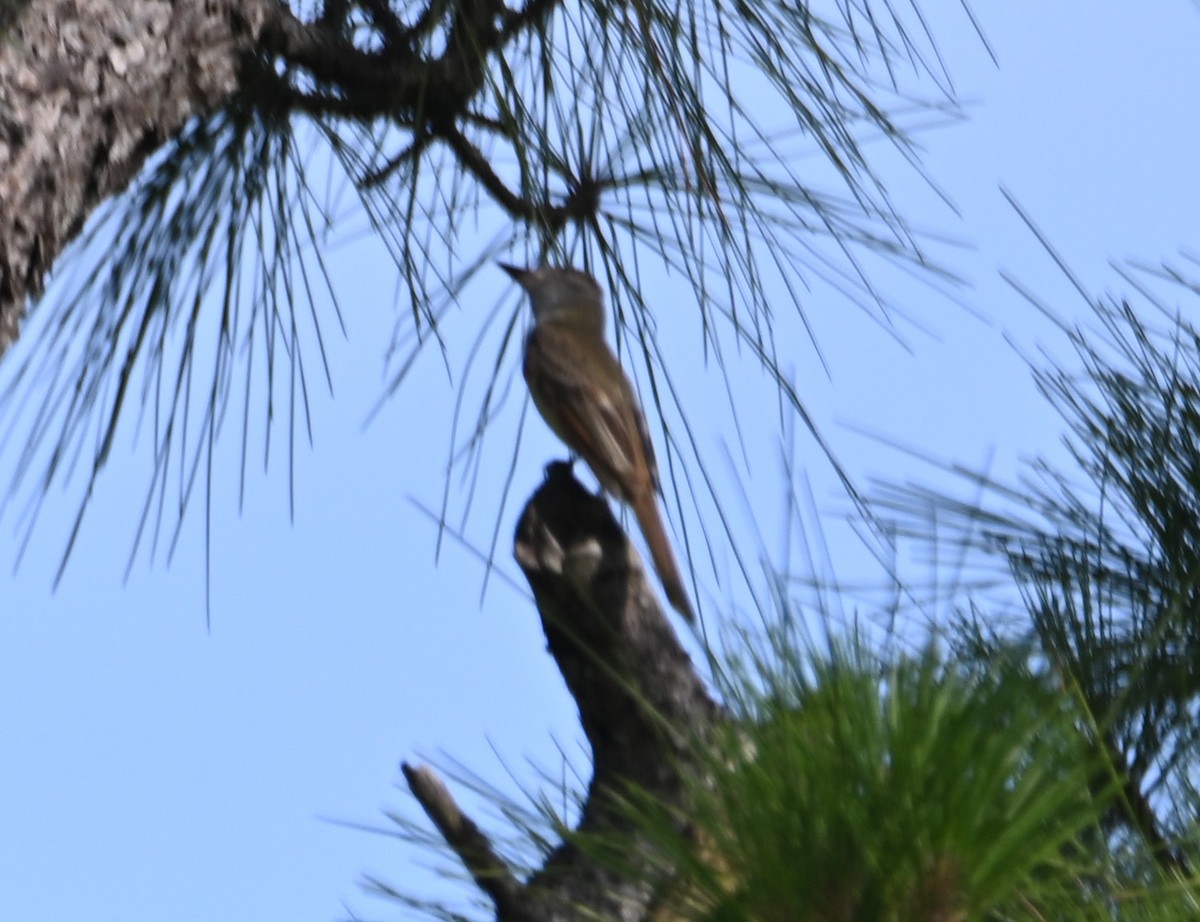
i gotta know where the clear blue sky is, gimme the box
[4,3,1200,920]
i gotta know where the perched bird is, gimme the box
[501,263,694,622]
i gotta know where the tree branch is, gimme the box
[506,462,718,919]
[408,462,718,920]
[513,462,716,763]
[257,0,518,119]
[401,761,523,915]
[437,123,541,220]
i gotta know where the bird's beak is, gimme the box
[498,262,527,283]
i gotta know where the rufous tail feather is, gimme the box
[631,490,695,623]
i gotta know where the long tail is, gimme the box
[631,490,695,623]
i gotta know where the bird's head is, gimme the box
[500,264,606,333]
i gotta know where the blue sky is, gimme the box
[4,2,1200,920]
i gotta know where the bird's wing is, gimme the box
[523,324,652,501]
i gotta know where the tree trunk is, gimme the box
[0,0,277,352]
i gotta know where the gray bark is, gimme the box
[0,0,277,352]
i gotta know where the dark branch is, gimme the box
[257,0,516,120]
[513,462,716,763]
[409,463,719,920]
[401,761,523,914]
[438,123,540,220]
[506,461,719,919]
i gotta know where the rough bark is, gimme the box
[404,462,719,921]
[0,0,278,352]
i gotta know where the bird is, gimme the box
[501,263,695,623]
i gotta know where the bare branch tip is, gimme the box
[401,761,522,911]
